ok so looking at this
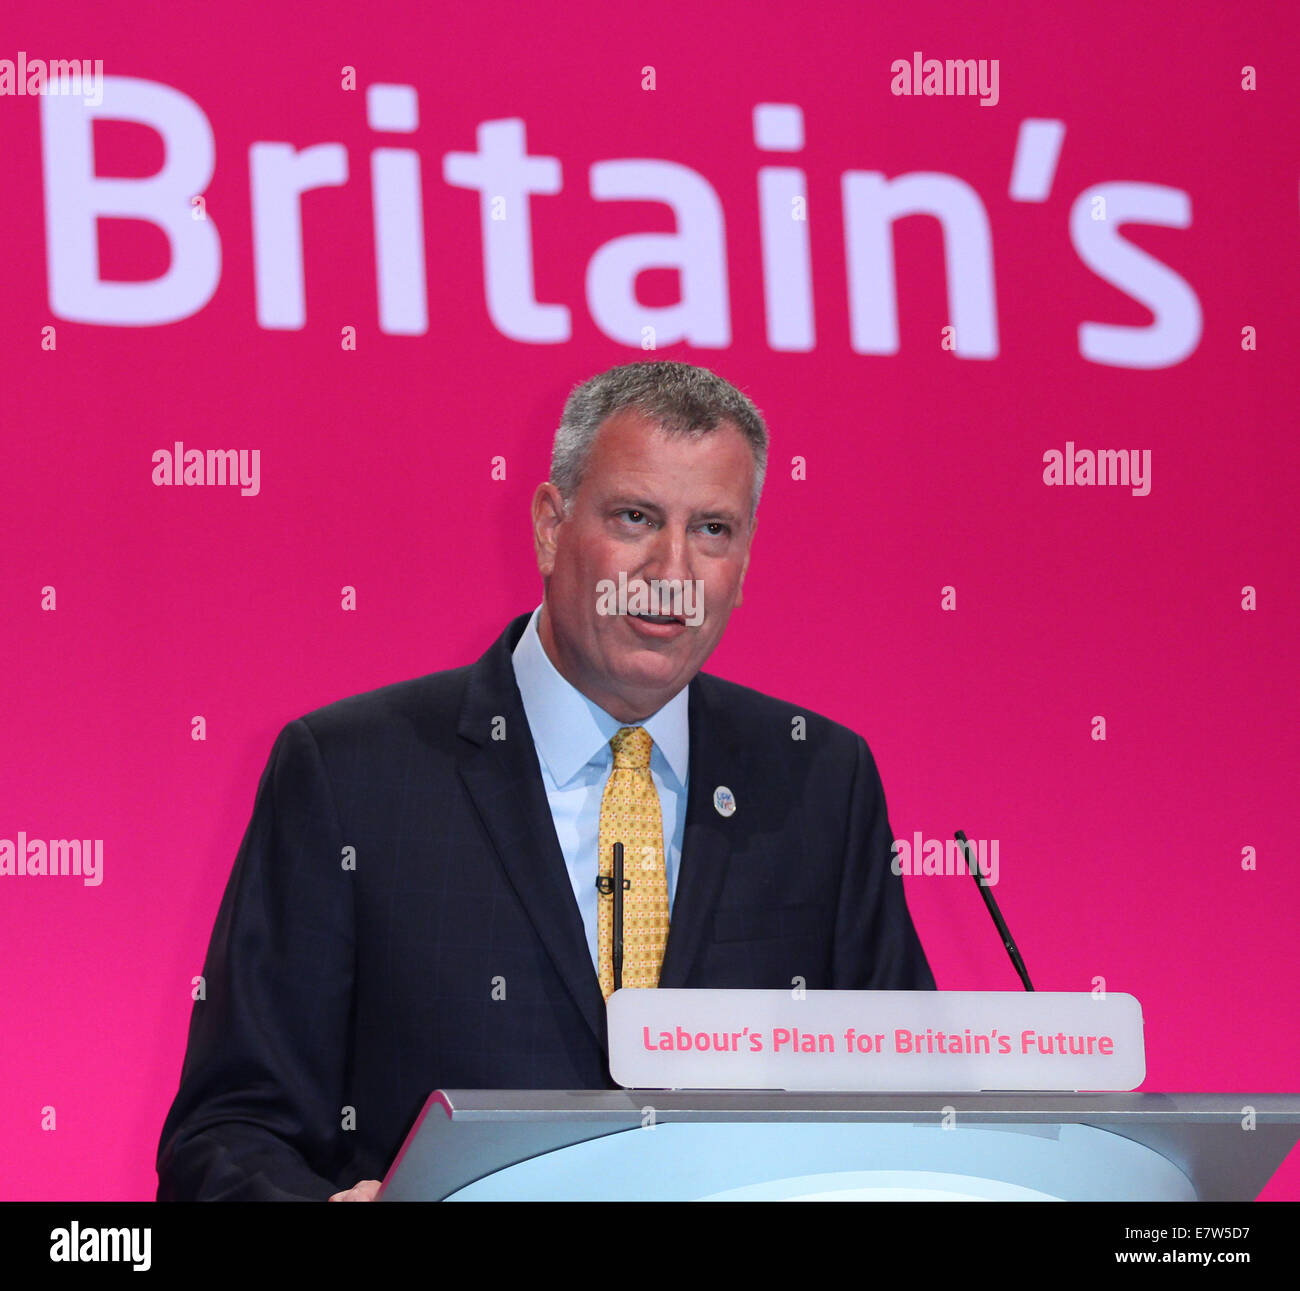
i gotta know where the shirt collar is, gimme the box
[511,605,689,789]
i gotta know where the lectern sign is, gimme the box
[607,990,1145,1091]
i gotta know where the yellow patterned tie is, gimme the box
[597,726,669,999]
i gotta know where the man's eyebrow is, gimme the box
[605,496,664,513]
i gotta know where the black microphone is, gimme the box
[955,830,1034,991]
[612,841,625,991]
[596,844,629,990]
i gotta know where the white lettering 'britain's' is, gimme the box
[36,80,1204,369]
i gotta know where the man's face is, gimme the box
[532,408,757,723]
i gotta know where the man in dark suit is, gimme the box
[156,361,934,1202]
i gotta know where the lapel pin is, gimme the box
[713,785,736,817]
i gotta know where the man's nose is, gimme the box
[640,525,692,582]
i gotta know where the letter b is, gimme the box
[42,76,221,324]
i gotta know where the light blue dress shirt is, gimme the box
[511,605,689,971]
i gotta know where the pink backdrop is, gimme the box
[1,0,1296,1199]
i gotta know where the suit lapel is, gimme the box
[456,615,608,1049]
[453,617,748,1044]
[658,673,746,987]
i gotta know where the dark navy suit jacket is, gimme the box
[156,613,935,1200]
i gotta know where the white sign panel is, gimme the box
[607,989,1145,1091]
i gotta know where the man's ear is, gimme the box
[735,515,756,608]
[532,482,566,576]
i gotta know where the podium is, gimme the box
[377,1090,1300,1201]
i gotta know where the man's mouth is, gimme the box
[633,613,684,625]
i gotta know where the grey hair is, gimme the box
[550,361,768,518]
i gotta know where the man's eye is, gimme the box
[621,510,649,524]
[701,522,729,537]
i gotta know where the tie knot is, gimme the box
[611,725,653,770]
